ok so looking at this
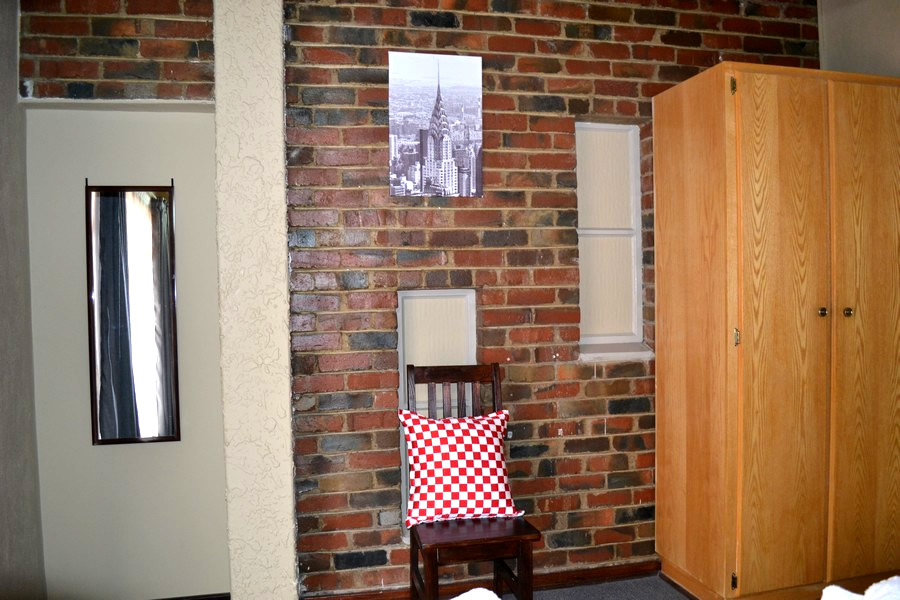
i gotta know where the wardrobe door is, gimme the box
[828,81,900,581]
[735,71,830,595]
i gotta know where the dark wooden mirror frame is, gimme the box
[85,182,181,445]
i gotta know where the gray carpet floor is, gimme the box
[502,575,688,599]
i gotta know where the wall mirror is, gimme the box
[85,182,180,445]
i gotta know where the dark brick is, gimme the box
[509,422,533,440]
[658,65,701,82]
[516,498,535,513]
[613,434,649,451]
[557,211,577,227]
[286,147,314,167]
[318,393,374,411]
[589,5,632,22]
[564,23,611,40]
[79,38,138,57]
[608,472,647,489]
[297,5,352,22]
[298,553,331,572]
[564,437,610,454]
[634,9,676,26]
[61,81,95,99]
[330,27,378,46]
[482,229,528,247]
[784,40,816,57]
[294,479,317,493]
[397,249,444,266]
[375,468,401,487]
[615,505,655,524]
[547,529,591,548]
[286,107,312,127]
[510,443,549,458]
[336,68,388,84]
[490,0,532,13]
[425,270,448,287]
[743,36,783,54]
[659,30,702,47]
[334,550,388,570]
[288,229,316,248]
[449,270,473,287]
[608,397,652,415]
[410,11,459,28]
[349,489,402,509]
[567,98,590,115]
[320,434,370,453]
[518,95,566,112]
[339,272,369,290]
[313,108,369,127]
[605,362,646,378]
[301,86,356,105]
[537,459,555,477]
[348,332,397,350]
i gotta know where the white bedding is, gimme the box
[822,576,900,600]
[452,588,502,600]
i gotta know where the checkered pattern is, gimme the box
[399,409,523,527]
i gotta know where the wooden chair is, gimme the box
[405,363,542,600]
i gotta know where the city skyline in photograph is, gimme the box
[389,52,483,198]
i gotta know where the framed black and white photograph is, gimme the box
[389,51,483,198]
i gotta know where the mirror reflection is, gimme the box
[86,184,180,444]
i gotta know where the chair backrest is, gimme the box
[406,363,502,419]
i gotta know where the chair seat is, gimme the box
[413,517,541,550]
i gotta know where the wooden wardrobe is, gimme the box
[653,62,899,599]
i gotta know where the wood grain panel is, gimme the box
[827,81,900,581]
[735,71,830,595]
[654,66,735,597]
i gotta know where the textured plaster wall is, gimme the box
[0,1,46,595]
[214,0,298,597]
[27,106,229,599]
[818,0,900,77]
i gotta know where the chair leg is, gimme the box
[516,541,534,600]
[423,547,439,600]
[492,559,504,596]
[409,533,419,599]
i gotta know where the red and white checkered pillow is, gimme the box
[399,408,523,528]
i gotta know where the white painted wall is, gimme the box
[0,1,46,595]
[26,106,229,599]
[818,0,900,77]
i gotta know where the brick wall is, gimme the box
[286,0,818,595]
[19,0,213,100]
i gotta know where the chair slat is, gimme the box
[472,382,482,415]
[457,382,466,417]
[442,383,452,418]
[427,382,437,419]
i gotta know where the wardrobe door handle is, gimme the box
[818,307,828,317]
[843,307,855,317]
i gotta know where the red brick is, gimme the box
[297,493,349,514]
[65,0,120,13]
[139,39,192,58]
[539,1,585,19]
[515,19,559,36]
[353,7,406,26]
[21,37,77,55]
[22,0,61,10]
[346,372,398,391]
[39,58,99,78]
[154,20,213,39]
[294,414,344,434]
[126,0,180,14]
[537,494,580,512]
[320,512,372,532]
[183,0,211,17]
[28,16,90,35]
[347,449,400,469]
[298,532,348,552]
